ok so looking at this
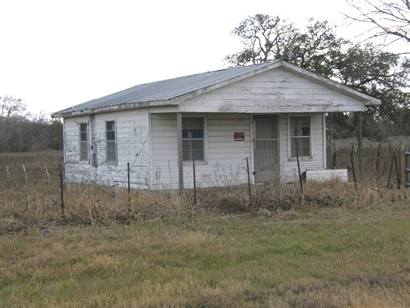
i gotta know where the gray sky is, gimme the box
[0,0,404,116]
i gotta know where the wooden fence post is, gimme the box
[350,144,358,190]
[22,164,28,183]
[59,164,65,218]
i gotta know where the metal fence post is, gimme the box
[127,162,131,211]
[296,151,304,195]
[192,160,197,205]
[245,157,252,208]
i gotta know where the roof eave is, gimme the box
[52,100,177,118]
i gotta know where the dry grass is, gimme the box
[1,150,410,306]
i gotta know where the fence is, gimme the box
[0,143,409,222]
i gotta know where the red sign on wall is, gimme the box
[233,132,245,141]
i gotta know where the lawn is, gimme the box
[1,203,410,307]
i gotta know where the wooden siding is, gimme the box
[151,113,252,189]
[63,109,150,188]
[179,68,366,113]
[151,113,325,189]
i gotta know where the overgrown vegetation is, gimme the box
[0,96,62,152]
[1,149,410,306]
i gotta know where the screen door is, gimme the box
[253,116,279,183]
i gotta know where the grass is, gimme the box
[1,204,410,307]
[1,150,410,306]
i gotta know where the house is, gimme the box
[52,60,380,190]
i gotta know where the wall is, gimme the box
[151,113,252,189]
[63,109,150,188]
[179,67,366,113]
[150,112,326,189]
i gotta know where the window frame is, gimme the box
[288,115,312,159]
[105,120,117,164]
[79,122,89,163]
[181,115,207,164]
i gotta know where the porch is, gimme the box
[149,112,328,190]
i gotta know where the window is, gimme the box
[106,121,116,162]
[182,118,204,161]
[290,116,311,157]
[79,123,88,161]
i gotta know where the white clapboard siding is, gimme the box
[63,109,150,188]
[279,113,325,182]
[150,112,325,189]
[179,68,366,113]
[151,113,251,189]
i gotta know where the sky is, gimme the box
[0,0,406,116]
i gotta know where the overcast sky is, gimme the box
[0,0,405,116]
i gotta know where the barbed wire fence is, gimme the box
[0,141,409,220]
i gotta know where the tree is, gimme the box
[346,0,410,46]
[227,14,410,138]
[0,96,26,118]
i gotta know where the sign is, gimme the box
[233,132,245,141]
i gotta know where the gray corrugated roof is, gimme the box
[54,61,278,116]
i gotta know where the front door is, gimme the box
[253,116,279,183]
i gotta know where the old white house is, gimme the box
[52,60,380,190]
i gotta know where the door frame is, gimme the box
[251,114,280,184]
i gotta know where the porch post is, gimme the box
[177,112,184,191]
[357,112,363,175]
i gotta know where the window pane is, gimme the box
[291,137,310,157]
[106,121,115,131]
[291,117,310,137]
[80,141,88,161]
[183,140,204,161]
[106,141,116,162]
[106,131,115,140]
[80,132,88,142]
[182,118,204,139]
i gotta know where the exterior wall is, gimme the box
[278,113,326,182]
[151,113,252,189]
[151,113,326,189]
[180,67,366,113]
[63,109,150,188]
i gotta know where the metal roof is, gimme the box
[53,60,381,117]
[53,61,278,117]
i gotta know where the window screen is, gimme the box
[290,117,311,157]
[182,118,204,161]
[79,123,88,161]
[106,121,116,162]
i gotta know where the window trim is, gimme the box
[288,115,312,160]
[79,122,89,163]
[105,120,118,165]
[181,115,207,164]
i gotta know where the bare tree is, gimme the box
[0,96,25,118]
[346,0,410,46]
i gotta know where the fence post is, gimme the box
[387,151,394,188]
[296,151,304,195]
[245,157,252,208]
[127,162,131,211]
[192,160,197,206]
[22,164,28,183]
[45,164,51,184]
[376,143,381,175]
[394,153,401,189]
[350,144,358,190]
[59,164,65,218]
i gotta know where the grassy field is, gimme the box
[1,150,410,307]
[1,203,410,307]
